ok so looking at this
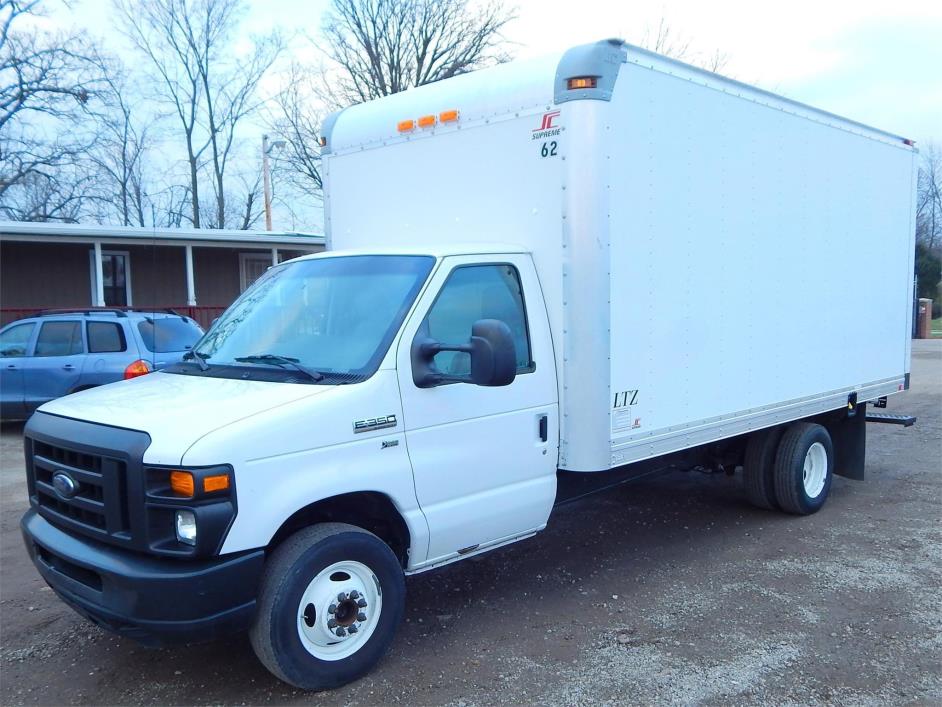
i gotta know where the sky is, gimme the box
[57,0,941,143]
[38,0,942,229]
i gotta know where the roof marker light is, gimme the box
[567,76,598,90]
[439,109,459,123]
[397,119,415,132]
[417,114,436,128]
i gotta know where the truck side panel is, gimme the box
[605,58,915,466]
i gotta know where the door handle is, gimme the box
[6,365,16,370]
[63,364,75,371]
[538,415,548,443]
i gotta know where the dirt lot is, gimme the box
[1,340,940,706]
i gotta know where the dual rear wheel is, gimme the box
[743,421,834,514]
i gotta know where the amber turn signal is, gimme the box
[203,473,230,493]
[170,471,195,497]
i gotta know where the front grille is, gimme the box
[28,438,130,541]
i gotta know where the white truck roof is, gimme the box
[295,243,530,261]
[323,39,911,157]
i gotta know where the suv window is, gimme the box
[137,317,203,353]
[0,322,36,357]
[35,321,84,357]
[87,321,127,353]
[422,264,532,376]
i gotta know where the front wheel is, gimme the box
[773,422,834,515]
[249,523,405,690]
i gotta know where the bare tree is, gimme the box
[917,142,941,253]
[268,61,324,197]
[88,62,155,226]
[116,0,282,228]
[0,0,107,220]
[638,16,730,74]
[320,0,516,107]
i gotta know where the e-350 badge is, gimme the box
[353,415,398,433]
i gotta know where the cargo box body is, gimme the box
[323,40,917,472]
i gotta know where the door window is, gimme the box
[87,321,127,353]
[240,253,273,291]
[0,323,36,357]
[89,251,132,306]
[101,254,129,306]
[421,264,532,376]
[35,321,84,357]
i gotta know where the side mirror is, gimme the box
[412,318,517,388]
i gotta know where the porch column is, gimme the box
[271,247,279,266]
[93,240,105,306]
[185,245,197,306]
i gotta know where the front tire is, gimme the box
[250,523,405,690]
[773,422,834,515]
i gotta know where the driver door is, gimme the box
[396,255,558,567]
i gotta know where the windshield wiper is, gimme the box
[234,354,325,382]
[182,349,210,371]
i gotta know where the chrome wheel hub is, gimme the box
[296,560,382,661]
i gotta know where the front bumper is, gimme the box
[21,508,265,646]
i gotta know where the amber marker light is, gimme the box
[397,119,415,132]
[170,471,195,497]
[203,473,231,493]
[417,114,436,128]
[567,76,598,90]
[439,109,459,123]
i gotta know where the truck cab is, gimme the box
[21,245,560,688]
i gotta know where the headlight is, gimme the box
[175,510,197,545]
[144,465,235,556]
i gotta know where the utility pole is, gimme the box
[262,134,273,231]
[262,134,287,231]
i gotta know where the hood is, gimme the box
[38,371,334,465]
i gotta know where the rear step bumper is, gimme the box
[865,412,916,427]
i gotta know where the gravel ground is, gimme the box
[1,340,939,706]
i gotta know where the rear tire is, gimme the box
[250,523,405,690]
[742,426,783,510]
[773,422,834,515]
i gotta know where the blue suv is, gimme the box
[0,309,204,420]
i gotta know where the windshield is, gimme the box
[192,255,435,380]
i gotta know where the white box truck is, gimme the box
[21,39,917,689]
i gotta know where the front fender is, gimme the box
[182,370,430,566]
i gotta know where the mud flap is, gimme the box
[825,404,866,480]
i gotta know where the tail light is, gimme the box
[124,359,151,379]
